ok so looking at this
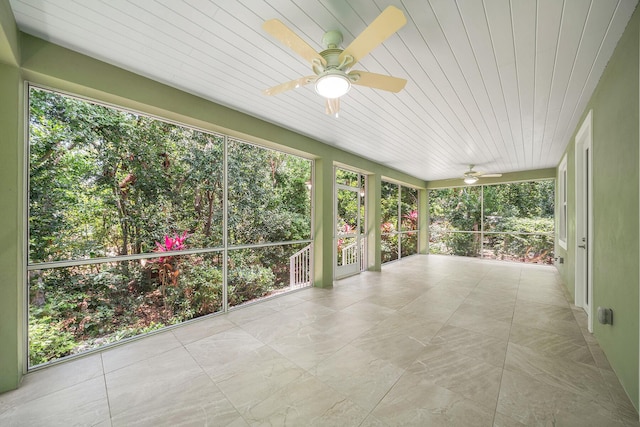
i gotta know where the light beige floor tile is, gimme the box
[421,284,473,307]
[589,341,614,370]
[338,300,397,323]
[101,330,182,373]
[3,254,635,426]
[295,286,331,300]
[312,344,405,411]
[407,344,503,409]
[449,302,515,331]
[359,414,388,426]
[514,298,575,321]
[492,411,527,426]
[185,328,264,372]
[351,324,432,370]
[106,346,203,412]
[398,295,458,322]
[504,343,612,404]
[309,292,369,310]
[226,303,279,325]
[508,323,594,365]
[274,299,337,322]
[212,345,306,414]
[512,300,584,340]
[370,311,446,344]
[497,369,624,426]
[255,292,307,311]
[600,368,640,424]
[268,324,350,370]
[243,373,368,426]
[106,346,242,426]
[435,277,480,289]
[446,308,512,340]
[171,314,236,345]
[361,291,422,310]
[430,324,509,367]
[306,310,376,342]
[371,370,495,426]
[476,277,519,292]
[0,353,103,411]
[516,286,570,307]
[0,376,110,427]
[111,374,241,426]
[239,310,315,344]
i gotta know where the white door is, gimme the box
[335,185,362,279]
[575,111,593,332]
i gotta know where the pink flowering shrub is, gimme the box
[403,210,418,230]
[153,232,188,309]
[154,231,188,263]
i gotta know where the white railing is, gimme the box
[341,242,357,267]
[289,244,311,288]
[340,236,367,271]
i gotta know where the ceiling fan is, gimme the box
[262,6,407,116]
[463,165,502,184]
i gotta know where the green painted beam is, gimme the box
[0,0,19,66]
[426,168,556,189]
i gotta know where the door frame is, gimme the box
[575,110,593,332]
[334,167,366,280]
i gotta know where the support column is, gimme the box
[366,174,381,271]
[0,62,25,392]
[419,188,429,254]
[312,157,334,288]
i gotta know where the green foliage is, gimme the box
[381,234,399,263]
[28,316,77,366]
[181,261,223,317]
[380,182,419,263]
[429,181,555,263]
[28,88,312,366]
[227,265,275,306]
[485,217,555,263]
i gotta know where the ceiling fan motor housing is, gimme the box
[322,30,343,49]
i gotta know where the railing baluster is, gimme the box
[289,244,311,288]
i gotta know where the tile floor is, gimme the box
[1,255,638,426]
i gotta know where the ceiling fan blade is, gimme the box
[263,76,316,96]
[339,6,406,67]
[481,173,503,178]
[350,71,407,93]
[325,97,340,116]
[263,19,326,66]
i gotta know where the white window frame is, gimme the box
[558,154,568,250]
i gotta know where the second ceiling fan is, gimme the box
[463,165,502,184]
[262,6,407,115]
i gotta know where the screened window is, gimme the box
[429,180,555,263]
[380,181,419,263]
[27,87,312,367]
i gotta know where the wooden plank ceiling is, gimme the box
[9,0,638,181]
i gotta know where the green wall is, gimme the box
[556,6,640,410]
[0,4,427,392]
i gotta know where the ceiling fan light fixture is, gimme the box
[315,70,351,98]
[464,175,478,185]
